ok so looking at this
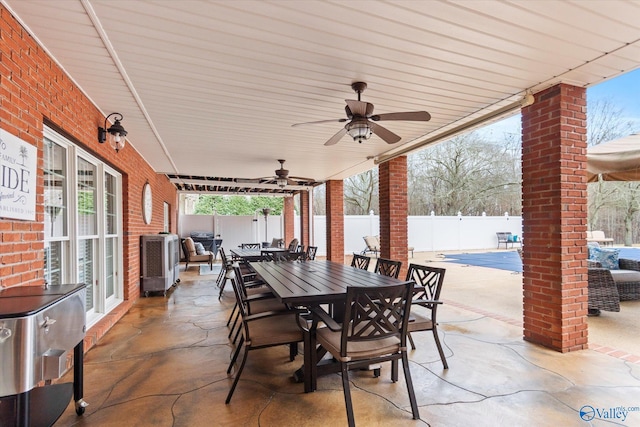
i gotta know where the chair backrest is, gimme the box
[219,247,231,266]
[270,238,283,248]
[230,265,256,323]
[181,239,190,260]
[351,254,371,270]
[241,243,260,250]
[496,232,511,243]
[363,235,380,250]
[405,264,446,306]
[339,283,413,358]
[260,250,277,262]
[182,237,197,260]
[374,258,402,279]
[287,238,299,252]
[306,246,318,260]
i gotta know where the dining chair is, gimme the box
[287,238,299,252]
[405,263,448,369]
[305,246,318,260]
[374,258,402,279]
[350,253,371,270]
[308,282,419,426]
[241,242,261,250]
[225,266,305,404]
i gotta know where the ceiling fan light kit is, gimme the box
[346,120,372,143]
[291,81,431,146]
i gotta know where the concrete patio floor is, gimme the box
[54,253,640,426]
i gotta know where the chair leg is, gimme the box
[407,332,416,350]
[391,359,398,382]
[289,342,297,361]
[218,279,226,300]
[340,363,356,427]
[226,343,249,404]
[227,336,244,374]
[232,322,242,344]
[432,327,448,369]
[226,303,237,327]
[216,265,226,288]
[401,352,420,420]
[228,310,240,339]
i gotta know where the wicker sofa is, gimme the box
[588,258,640,301]
[586,267,620,315]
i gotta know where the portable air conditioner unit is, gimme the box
[141,234,180,296]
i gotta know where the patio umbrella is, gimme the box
[587,133,640,182]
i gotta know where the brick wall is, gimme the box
[521,83,588,352]
[0,6,177,346]
[379,156,409,278]
[283,196,294,244]
[300,190,310,247]
[325,180,344,262]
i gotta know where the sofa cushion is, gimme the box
[184,237,197,256]
[609,269,640,283]
[589,246,619,270]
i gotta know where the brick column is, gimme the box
[379,156,409,278]
[283,196,295,244]
[300,190,311,247]
[521,84,588,352]
[326,180,344,263]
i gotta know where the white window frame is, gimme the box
[44,127,123,327]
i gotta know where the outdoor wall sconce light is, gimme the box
[98,113,128,152]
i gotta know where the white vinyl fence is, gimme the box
[179,213,522,257]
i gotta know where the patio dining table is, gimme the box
[248,259,412,392]
[230,247,287,262]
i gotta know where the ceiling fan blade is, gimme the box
[345,100,374,116]
[325,127,348,146]
[370,111,431,122]
[292,118,347,127]
[370,122,401,144]
[287,177,316,185]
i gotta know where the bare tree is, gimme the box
[408,132,521,215]
[587,98,640,244]
[344,170,378,214]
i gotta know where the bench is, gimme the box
[496,232,520,249]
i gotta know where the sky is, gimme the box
[481,67,640,138]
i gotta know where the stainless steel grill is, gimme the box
[0,283,87,426]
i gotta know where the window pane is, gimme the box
[78,158,97,236]
[44,241,64,286]
[105,237,116,298]
[44,139,67,238]
[105,173,117,235]
[79,238,95,311]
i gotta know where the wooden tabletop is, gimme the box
[249,260,411,306]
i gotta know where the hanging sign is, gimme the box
[0,129,37,221]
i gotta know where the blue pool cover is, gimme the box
[443,247,640,273]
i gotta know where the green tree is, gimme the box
[193,195,283,215]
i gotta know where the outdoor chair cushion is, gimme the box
[609,269,640,283]
[316,327,400,362]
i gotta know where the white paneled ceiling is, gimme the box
[4,0,640,193]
